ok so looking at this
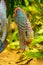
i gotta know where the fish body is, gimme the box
[14,7,34,50]
[0,0,8,52]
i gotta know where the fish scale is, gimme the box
[14,7,34,50]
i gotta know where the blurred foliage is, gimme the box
[23,36,43,59]
[6,0,43,36]
[5,0,43,58]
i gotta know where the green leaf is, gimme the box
[31,36,43,46]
